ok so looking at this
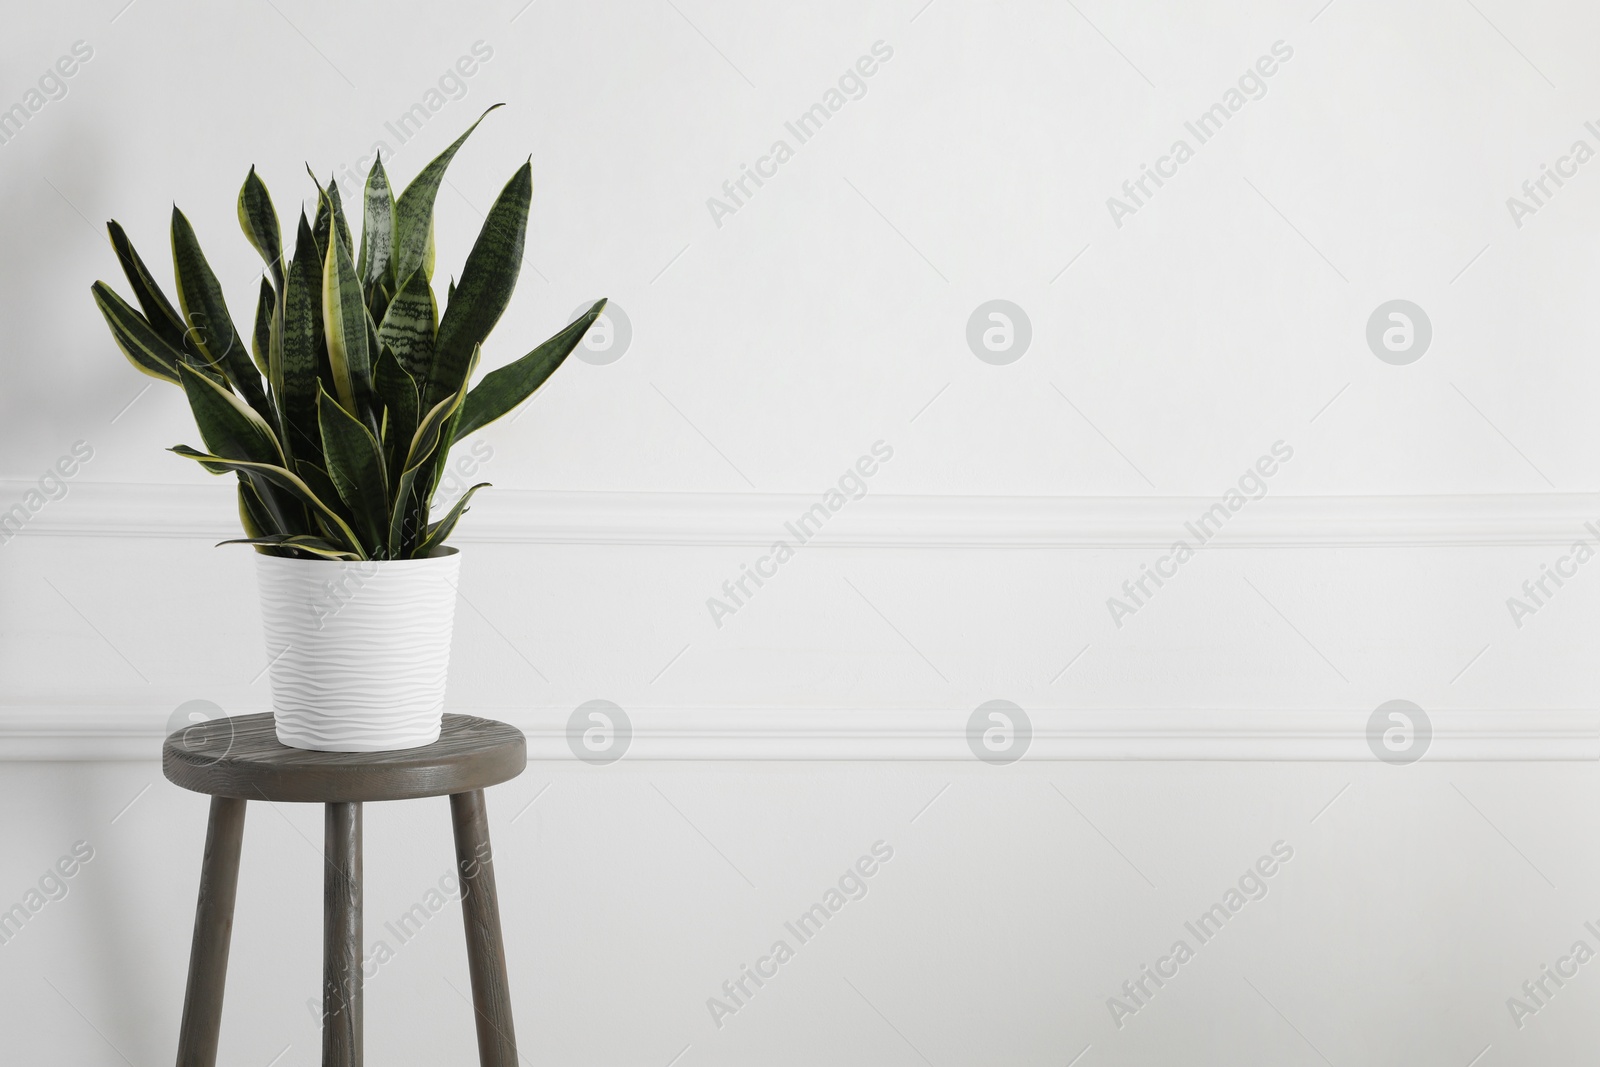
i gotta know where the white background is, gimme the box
[1,0,1598,1063]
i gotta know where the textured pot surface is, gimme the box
[255,548,460,752]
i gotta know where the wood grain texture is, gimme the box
[323,802,362,1067]
[175,796,247,1067]
[451,790,518,1067]
[163,713,525,802]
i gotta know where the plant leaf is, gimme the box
[171,207,273,417]
[90,281,183,383]
[175,364,301,541]
[170,446,365,555]
[233,473,309,542]
[321,219,372,419]
[374,347,418,474]
[237,166,283,289]
[237,480,276,538]
[177,363,284,466]
[389,478,423,556]
[219,534,364,560]
[317,386,388,553]
[392,104,503,285]
[359,155,395,295]
[250,277,274,379]
[409,387,468,474]
[328,178,355,263]
[292,458,342,508]
[280,211,325,461]
[417,345,480,516]
[291,461,367,551]
[425,160,531,413]
[308,167,331,261]
[388,381,469,555]
[376,269,436,383]
[455,298,604,441]
[106,220,189,352]
[417,482,489,554]
[170,207,245,372]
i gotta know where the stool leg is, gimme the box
[175,796,247,1067]
[323,802,362,1067]
[450,790,517,1067]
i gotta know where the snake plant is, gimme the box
[91,106,604,560]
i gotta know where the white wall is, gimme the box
[2,0,1598,1063]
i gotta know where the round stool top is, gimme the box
[163,713,526,802]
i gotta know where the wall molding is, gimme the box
[3,706,1594,762]
[7,482,1600,548]
[9,486,1593,763]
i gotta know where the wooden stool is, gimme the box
[162,712,527,1067]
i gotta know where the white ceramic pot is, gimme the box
[255,548,461,752]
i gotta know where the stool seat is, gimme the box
[163,712,526,802]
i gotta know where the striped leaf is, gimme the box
[218,534,364,560]
[389,483,424,556]
[424,215,436,280]
[280,211,324,460]
[90,281,183,383]
[328,178,355,263]
[236,166,283,289]
[242,472,302,535]
[292,461,365,551]
[455,298,604,442]
[321,218,372,419]
[374,347,418,478]
[235,472,310,542]
[250,277,274,379]
[409,388,467,479]
[358,155,395,296]
[170,446,364,555]
[417,481,489,554]
[376,269,436,383]
[317,386,388,553]
[237,480,276,537]
[171,207,273,418]
[417,344,479,513]
[293,460,344,514]
[309,169,331,265]
[106,221,189,353]
[170,208,245,373]
[425,160,531,412]
[393,104,502,285]
[389,382,468,556]
[177,363,284,466]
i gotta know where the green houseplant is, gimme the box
[91,107,605,751]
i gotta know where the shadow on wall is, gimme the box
[0,103,135,469]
